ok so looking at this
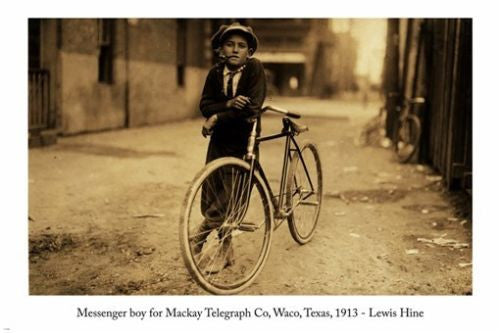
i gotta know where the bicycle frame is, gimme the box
[242,117,316,230]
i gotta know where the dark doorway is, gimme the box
[263,63,305,96]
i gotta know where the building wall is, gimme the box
[127,61,207,126]
[126,19,207,127]
[329,33,357,93]
[59,19,127,134]
[39,19,60,129]
[49,19,209,135]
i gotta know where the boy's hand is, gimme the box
[202,114,218,137]
[226,96,251,110]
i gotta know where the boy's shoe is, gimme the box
[191,219,220,255]
[202,241,234,274]
[191,234,205,256]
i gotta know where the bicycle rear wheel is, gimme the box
[286,141,323,244]
[179,157,273,294]
[395,114,421,163]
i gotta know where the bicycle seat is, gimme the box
[289,119,308,134]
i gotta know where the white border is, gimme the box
[2,0,500,332]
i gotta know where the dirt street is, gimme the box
[28,97,472,295]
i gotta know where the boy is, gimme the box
[195,22,267,272]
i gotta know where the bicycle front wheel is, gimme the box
[286,141,323,244]
[395,115,421,163]
[180,157,273,295]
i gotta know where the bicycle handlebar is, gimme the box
[262,105,301,119]
[408,97,425,104]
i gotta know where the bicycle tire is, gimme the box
[179,157,273,295]
[395,114,421,163]
[286,141,323,244]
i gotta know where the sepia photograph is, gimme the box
[4,0,500,330]
[27,17,473,296]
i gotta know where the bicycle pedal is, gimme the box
[238,222,258,232]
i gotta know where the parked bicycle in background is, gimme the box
[393,96,425,163]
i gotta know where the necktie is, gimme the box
[226,71,236,99]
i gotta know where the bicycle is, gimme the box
[358,105,388,147]
[393,96,425,163]
[179,105,323,295]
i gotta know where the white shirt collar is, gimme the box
[223,64,246,76]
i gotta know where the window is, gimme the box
[98,19,114,84]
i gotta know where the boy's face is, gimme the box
[221,34,251,68]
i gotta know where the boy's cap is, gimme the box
[211,22,258,54]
